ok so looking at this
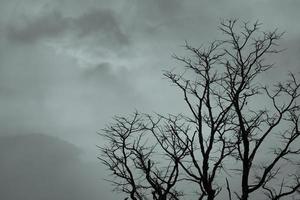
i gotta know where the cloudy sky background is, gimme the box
[0,0,299,199]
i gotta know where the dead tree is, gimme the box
[99,112,185,200]
[217,19,300,200]
[163,39,237,200]
[99,20,300,200]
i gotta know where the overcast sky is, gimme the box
[0,0,299,199]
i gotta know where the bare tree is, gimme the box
[99,112,185,200]
[99,20,300,200]
[216,19,300,200]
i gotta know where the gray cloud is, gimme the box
[0,42,144,139]
[73,9,129,45]
[135,0,182,19]
[0,134,118,200]
[6,8,129,47]
[0,0,300,199]
[6,11,68,43]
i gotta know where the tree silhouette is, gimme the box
[99,19,300,200]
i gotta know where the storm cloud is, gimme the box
[0,0,299,199]
[0,134,116,200]
[6,9,129,47]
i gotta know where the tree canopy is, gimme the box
[99,19,300,200]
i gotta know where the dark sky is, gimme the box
[0,0,299,199]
